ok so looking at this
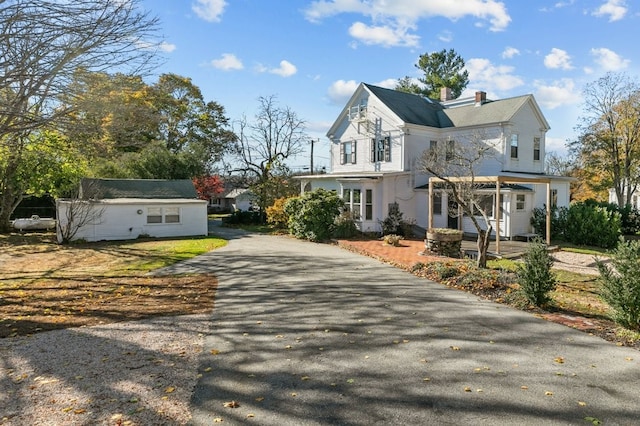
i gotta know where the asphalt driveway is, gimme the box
[161,227,640,425]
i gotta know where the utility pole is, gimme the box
[310,138,315,175]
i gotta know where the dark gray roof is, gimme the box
[80,178,198,199]
[364,83,533,129]
[364,84,450,127]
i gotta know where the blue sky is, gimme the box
[141,0,639,172]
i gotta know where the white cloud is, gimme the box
[592,0,627,22]
[348,21,419,47]
[269,60,298,77]
[304,0,511,48]
[544,48,573,70]
[465,58,524,92]
[590,47,630,71]
[375,78,398,89]
[533,78,581,109]
[158,42,177,53]
[502,46,520,59]
[544,136,569,154]
[328,79,359,104]
[192,0,227,23]
[136,40,177,53]
[211,53,243,71]
[438,30,453,43]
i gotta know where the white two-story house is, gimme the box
[298,83,572,240]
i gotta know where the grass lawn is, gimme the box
[0,232,226,338]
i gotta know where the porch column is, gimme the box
[428,178,434,231]
[495,179,501,254]
[546,181,551,245]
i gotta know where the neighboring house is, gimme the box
[210,188,257,212]
[297,83,572,242]
[608,186,640,209]
[56,178,207,243]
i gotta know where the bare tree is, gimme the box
[419,132,501,268]
[233,95,306,214]
[0,0,160,231]
[56,180,106,243]
[570,72,640,206]
[56,199,106,244]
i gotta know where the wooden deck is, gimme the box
[460,237,556,259]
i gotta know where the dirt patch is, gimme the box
[0,233,217,338]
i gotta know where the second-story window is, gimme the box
[429,140,438,161]
[533,137,541,161]
[446,140,455,161]
[371,136,391,162]
[340,140,357,165]
[510,134,519,159]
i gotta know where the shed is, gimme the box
[56,178,208,243]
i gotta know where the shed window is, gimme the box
[516,194,526,210]
[147,207,163,224]
[165,207,180,223]
[147,207,181,224]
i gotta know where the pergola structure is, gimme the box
[428,174,552,254]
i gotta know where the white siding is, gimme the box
[56,199,207,243]
[503,104,546,174]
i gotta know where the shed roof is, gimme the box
[80,178,198,200]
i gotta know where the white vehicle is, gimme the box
[12,215,56,231]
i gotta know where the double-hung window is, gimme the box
[516,194,526,211]
[445,140,455,161]
[533,137,541,161]
[510,134,519,159]
[429,140,438,161]
[476,194,504,218]
[146,207,181,224]
[365,189,373,220]
[433,192,442,215]
[371,136,391,162]
[340,141,357,164]
[343,188,362,219]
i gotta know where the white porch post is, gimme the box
[495,179,501,254]
[428,178,434,231]
[546,181,551,245]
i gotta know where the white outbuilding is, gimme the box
[56,178,208,243]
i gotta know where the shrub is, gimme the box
[564,202,620,248]
[333,210,359,238]
[597,238,640,330]
[266,197,291,229]
[530,205,568,240]
[380,202,414,237]
[617,204,640,235]
[516,238,557,307]
[224,210,264,225]
[284,189,344,242]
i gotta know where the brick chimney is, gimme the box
[440,87,452,102]
[475,91,487,106]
